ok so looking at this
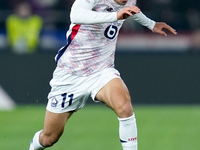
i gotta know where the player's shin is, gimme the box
[29,130,45,150]
[118,114,138,150]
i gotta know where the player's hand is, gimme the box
[117,6,140,20]
[153,22,177,36]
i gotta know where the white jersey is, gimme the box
[55,0,155,76]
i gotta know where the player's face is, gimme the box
[114,0,128,5]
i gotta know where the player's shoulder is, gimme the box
[126,0,137,6]
[83,0,101,4]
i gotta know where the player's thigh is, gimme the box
[95,78,133,117]
[42,110,74,141]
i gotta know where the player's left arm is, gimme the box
[152,22,177,36]
[130,10,177,36]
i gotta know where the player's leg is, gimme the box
[95,78,137,150]
[40,110,74,147]
[95,78,133,118]
[29,67,90,150]
[29,110,74,150]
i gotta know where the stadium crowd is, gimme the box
[0,0,200,52]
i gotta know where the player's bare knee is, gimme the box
[41,136,59,147]
[40,132,61,147]
[116,99,133,118]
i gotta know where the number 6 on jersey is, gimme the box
[104,25,118,39]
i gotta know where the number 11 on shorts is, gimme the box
[61,93,74,108]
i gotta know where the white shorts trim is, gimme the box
[46,67,121,113]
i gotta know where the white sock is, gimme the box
[118,114,138,150]
[29,130,45,150]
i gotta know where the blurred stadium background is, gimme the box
[0,0,200,149]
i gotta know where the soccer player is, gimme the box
[29,0,177,150]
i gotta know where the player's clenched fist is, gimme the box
[117,5,140,20]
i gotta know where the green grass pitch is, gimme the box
[0,104,200,150]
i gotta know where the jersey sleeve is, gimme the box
[130,12,156,31]
[70,0,117,24]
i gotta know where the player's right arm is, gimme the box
[70,0,117,24]
[117,5,140,20]
[70,0,140,25]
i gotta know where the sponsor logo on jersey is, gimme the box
[106,7,113,12]
[104,25,118,39]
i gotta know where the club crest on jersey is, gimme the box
[51,97,58,107]
[85,0,90,3]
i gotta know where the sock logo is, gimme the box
[128,137,137,141]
